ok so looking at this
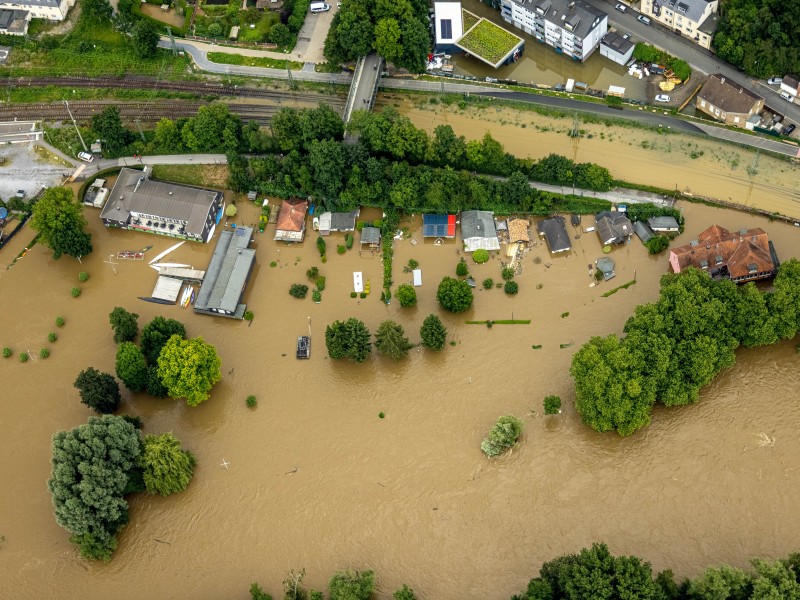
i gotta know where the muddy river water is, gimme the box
[2,195,799,599]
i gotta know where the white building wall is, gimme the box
[0,0,73,20]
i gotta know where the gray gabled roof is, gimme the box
[595,211,633,244]
[330,210,358,231]
[537,216,571,253]
[633,221,654,242]
[647,216,679,230]
[195,226,255,314]
[360,226,381,245]
[460,210,497,240]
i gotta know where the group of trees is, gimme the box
[251,568,385,600]
[571,260,800,436]
[324,0,429,72]
[713,0,800,79]
[48,415,196,561]
[30,187,93,260]
[325,314,447,362]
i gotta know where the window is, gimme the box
[440,19,452,39]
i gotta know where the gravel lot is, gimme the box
[0,144,72,201]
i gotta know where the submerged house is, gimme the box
[360,226,381,248]
[669,224,778,283]
[317,210,359,236]
[423,214,457,238]
[194,226,256,319]
[274,198,309,242]
[507,218,530,244]
[595,210,633,245]
[461,210,500,252]
[633,220,655,243]
[537,216,571,253]
[647,216,680,232]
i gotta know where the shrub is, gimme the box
[321,255,328,263]
[71,287,81,298]
[315,276,326,291]
[483,278,494,290]
[3,347,12,358]
[350,292,358,298]
[456,261,469,277]
[225,204,238,218]
[19,352,28,363]
[645,235,670,255]
[407,259,419,270]
[246,395,257,408]
[501,267,515,281]
[337,245,346,254]
[78,271,89,282]
[306,266,319,280]
[396,284,417,308]
[437,277,473,313]
[360,292,367,298]
[544,395,562,415]
[356,220,365,231]
[481,415,524,457]
[473,249,490,264]
[48,332,58,343]
[316,236,327,257]
[505,281,519,295]
[40,348,50,359]
[243,310,254,321]
[372,219,383,228]
[379,412,385,419]
[270,261,277,268]
[345,233,354,249]
[55,317,65,327]
[289,284,309,299]
[312,289,322,303]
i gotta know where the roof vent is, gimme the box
[689,240,699,246]
[739,228,748,235]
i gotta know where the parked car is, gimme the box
[785,123,797,136]
[309,2,330,12]
[779,91,795,103]
[77,151,94,163]
[767,77,782,85]
[637,15,651,25]
[655,94,670,102]
[615,3,627,12]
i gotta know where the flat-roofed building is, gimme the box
[599,31,634,66]
[194,226,256,319]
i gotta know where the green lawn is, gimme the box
[207,51,303,70]
[457,18,522,66]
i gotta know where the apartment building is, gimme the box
[640,0,719,49]
[500,0,607,62]
[0,0,74,21]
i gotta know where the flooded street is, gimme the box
[2,193,800,599]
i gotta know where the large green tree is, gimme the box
[419,314,446,351]
[140,433,196,496]
[436,276,473,313]
[74,367,121,414]
[92,106,130,156]
[157,335,222,406]
[30,187,93,259]
[48,415,142,561]
[768,258,800,340]
[325,318,372,363]
[374,320,413,360]
[109,306,139,344]
[329,570,375,600]
[182,104,242,154]
[395,284,417,308]
[115,342,148,393]
[131,20,160,59]
[140,316,186,366]
[81,0,112,23]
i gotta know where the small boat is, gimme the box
[297,336,310,359]
[141,245,153,253]
[189,289,195,306]
[150,262,193,271]
[179,286,192,308]
[138,296,175,305]
[148,241,185,265]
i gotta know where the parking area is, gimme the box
[0,143,72,201]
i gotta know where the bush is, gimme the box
[544,395,562,415]
[437,277,474,313]
[316,236,327,257]
[40,347,50,359]
[407,259,419,270]
[483,278,494,290]
[505,281,519,295]
[270,261,277,267]
[3,347,12,358]
[306,266,319,280]
[481,415,524,457]
[48,332,58,343]
[360,292,367,299]
[456,261,469,277]
[473,249,490,264]
[78,271,89,282]
[337,245,346,254]
[56,316,65,327]
[243,310,254,321]
[321,255,328,263]
[350,292,358,298]
[19,352,28,363]
[356,220,365,231]
[345,233,354,249]
[312,289,322,303]
[246,395,257,408]
[645,235,670,255]
[396,284,417,308]
[372,219,383,228]
[501,267,515,281]
[71,287,81,298]
[289,284,309,298]
[315,276,326,291]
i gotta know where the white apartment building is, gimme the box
[0,0,74,21]
[500,0,607,62]
[641,0,719,49]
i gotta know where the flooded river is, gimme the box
[2,194,799,599]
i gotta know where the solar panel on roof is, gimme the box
[236,228,247,236]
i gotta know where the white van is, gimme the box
[310,2,330,12]
[77,151,94,163]
[779,91,795,103]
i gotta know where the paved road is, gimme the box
[80,153,228,178]
[344,54,382,123]
[587,0,800,124]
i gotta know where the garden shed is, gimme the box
[360,226,381,248]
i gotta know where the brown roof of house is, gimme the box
[275,198,308,232]
[671,225,775,280]
[697,74,763,114]
[507,218,530,243]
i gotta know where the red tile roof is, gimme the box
[670,225,775,281]
[275,199,308,232]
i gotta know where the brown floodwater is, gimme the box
[2,195,800,599]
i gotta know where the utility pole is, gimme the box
[63,100,88,152]
[745,149,759,205]
[286,60,296,90]
[166,26,177,55]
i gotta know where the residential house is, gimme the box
[0,0,74,21]
[434,1,464,53]
[647,216,680,232]
[633,220,655,243]
[194,226,256,319]
[507,218,530,243]
[0,9,29,35]
[780,75,800,98]
[668,224,778,283]
[640,0,719,49]
[500,0,608,62]
[596,257,615,280]
[318,210,359,236]
[101,167,223,243]
[695,74,764,128]
[274,198,309,242]
[537,216,571,253]
[461,210,500,252]
[422,214,457,238]
[595,211,633,245]
[360,226,381,248]
[599,31,634,66]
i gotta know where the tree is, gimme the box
[750,558,800,599]
[290,284,309,298]
[132,20,160,58]
[115,342,148,393]
[769,258,800,340]
[374,320,413,360]
[437,276,473,313]
[645,236,670,255]
[140,316,186,366]
[182,104,242,154]
[151,118,183,153]
[308,138,346,200]
[329,570,375,600]
[688,565,752,600]
[420,314,446,351]
[74,368,121,414]
[325,318,372,363]
[269,22,291,47]
[207,22,223,38]
[481,415,523,457]
[457,260,470,277]
[395,284,417,307]
[81,0,112,23]
[543,395,561,415]
[473,249,489,264]
[47,415,142,561]
[504,281,519,295]
[145,366,169,397]
[393,585,417,600]
[140,433,196,496]
[30,187,93,259]
[373,18,403,64]
[109,306,139,344]
[157,336,222,407]
[92,106,130,156]
[250,583,274,600]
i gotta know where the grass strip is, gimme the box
[207,52,303,71]
[465,319,531,324]
[602,280,637,297]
